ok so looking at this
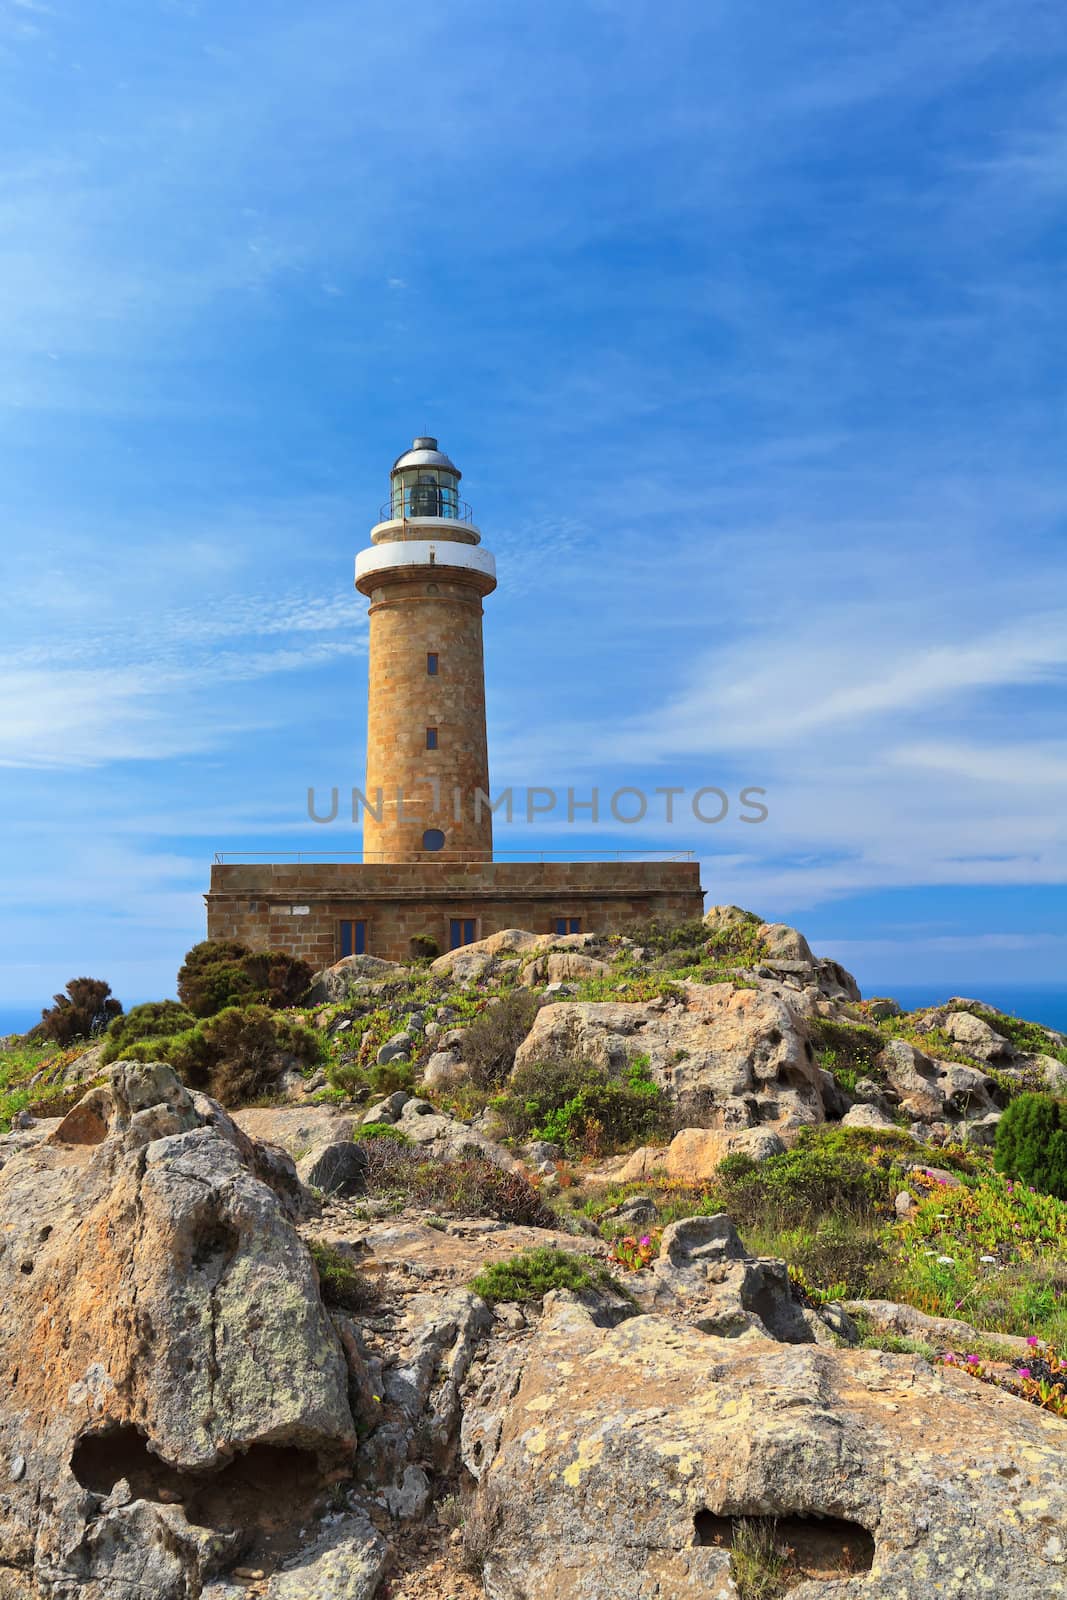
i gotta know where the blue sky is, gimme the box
[1,0,1066,1018]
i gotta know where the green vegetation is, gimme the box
[307,1239,372,1312]
[994,1093,1067,1198]
[461,988,540,1089]
[0,1039,88,1130]
[493,1054,671,1155]
[468,1246,625,1305]
[807,1017,886,1094]
[360,1138,554,1226]
[727,1519,791,1600]
[39,978,122,1046]
[177,940,313,1018]
[101,1001,196,1065]
[893,1166,1067,1344]
[121,1004,322,1106]
[558,1122,1067,1344]
[354,1121,412,1142]
[948,1002,1067,1067]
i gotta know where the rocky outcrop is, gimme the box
[305,954,403,1005]
[513,981,825,1140]
[0,1062,357,1599]
[632,1215,849,1344]
[462,1294,1067,1600]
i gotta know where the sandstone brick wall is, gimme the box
[206,860,704,966]
[362,572,493,863]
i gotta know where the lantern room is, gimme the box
[388,435,466,522]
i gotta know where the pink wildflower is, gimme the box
[1018,1368,1031,1380]
[1027,1336,1040,1347]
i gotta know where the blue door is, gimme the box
[449,918,476,950]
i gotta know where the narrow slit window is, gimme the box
[427,652,438,675]
[426,727,438,749]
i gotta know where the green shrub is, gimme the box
[994,1093,1067,1199]
[126,1005,322,1106]
[177,940,313,1018]
[409,934,440,961]
[40,978,123,1047]
[355,1121,411,1142]
[495,1055,671,1154]
[307,1239,373,1311]
[712,1135,884,1230]
[101,1001,195,1065]
[468,1246,624,1305]
[461,989,540,1090]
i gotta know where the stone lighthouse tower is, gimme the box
[355,438,497,863]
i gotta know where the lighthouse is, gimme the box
[206,435,703,963]
[355,438,496,864]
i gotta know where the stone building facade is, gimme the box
[206,858,702,967]
[206,437,703,961]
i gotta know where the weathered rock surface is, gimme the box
[305,954,402,1004]
[514,982,824,1139]
[0,1062,357,1599]
[663,1126,786,1180]
[463,1294,1067,1599]
[633,1215,846,1343]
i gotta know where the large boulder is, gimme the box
[305,954,402,1005]
[462,1295,1067,1600]
[0,1062,357,1599]
[664,1126,785,1181]
[513,982,825,1138]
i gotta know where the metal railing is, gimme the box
[378,488,475,524]
[213,849,696,865]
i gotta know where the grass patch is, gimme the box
[807,1017,886,1093]
[468,1246,627,1306]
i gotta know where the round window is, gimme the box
[422,828,446,852]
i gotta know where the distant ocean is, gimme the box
[2,989,1065,1041]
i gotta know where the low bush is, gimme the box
[360,1139,554,1227]
[124,1005,322,1106]
[409,934,440,961]
[40,978,123,1046]
[355,1121,412,1142]
[177,940,313,1018]
[994,1093,1067,1199]
[307,1239,373,1312]
[459,989,540,1090]
[101,1001,196,1065]
[713,1135,885,1230]
[494,1055,671,1155]
[468,1246,624,1305]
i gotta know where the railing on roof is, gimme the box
[213,849,696,865]
[377,485,475,524]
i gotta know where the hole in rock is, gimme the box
[192,1220,240,1273]
[71,1426,329,1535]
[694,1511,875,1584]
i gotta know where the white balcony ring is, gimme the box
[356,540,496,587]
